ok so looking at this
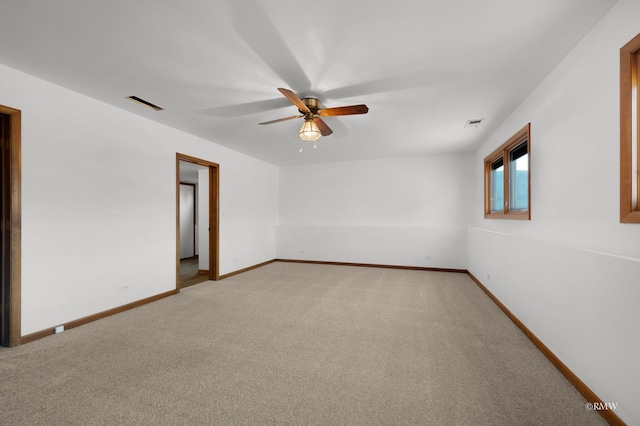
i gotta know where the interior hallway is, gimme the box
[179,256,208,288]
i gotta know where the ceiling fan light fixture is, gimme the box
[299,118,321,141]
[260,88,367,143]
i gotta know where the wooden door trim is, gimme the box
[176,154,220,289]
[0,104,21,347]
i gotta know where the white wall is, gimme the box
[0,63,278,336]
[179,184,195,259]
[278,154,473,269]
[469,0,640,423]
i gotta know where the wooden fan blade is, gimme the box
[278,88,310,113]
[258,115,303,125]
[318,104,369,117]
[314,117,333,136]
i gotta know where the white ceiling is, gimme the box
[0,0,617,166]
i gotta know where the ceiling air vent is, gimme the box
[126,95,164,111]
[465,118,484,128]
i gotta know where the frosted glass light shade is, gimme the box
[299,119,321,141]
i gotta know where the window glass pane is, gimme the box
[509,142,528,211]
[490,157,504,212]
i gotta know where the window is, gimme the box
[620,33,640,223]
[484,123,530,220]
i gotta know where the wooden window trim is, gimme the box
[620,33,640,223]
[484,123,531,220]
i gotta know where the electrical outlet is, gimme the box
[54,325,64,334]
[119,285,130,292]
[299,249,305,254]
[424,256,432,261]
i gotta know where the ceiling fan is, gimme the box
[258,88,369,143]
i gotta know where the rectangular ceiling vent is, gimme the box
[465,118,484,128]
[126,95,164,111]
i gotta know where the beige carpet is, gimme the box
[0,262,606,425]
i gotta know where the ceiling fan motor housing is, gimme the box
[301,97,321,115]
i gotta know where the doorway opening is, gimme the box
[176,154,219,290]
[1,105,21,347]
[179,180,204,287]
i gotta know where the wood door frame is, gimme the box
[0,104,21,347]
[176,154,219,288]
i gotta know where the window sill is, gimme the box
[484,211,530,220]
[620,210,640,223]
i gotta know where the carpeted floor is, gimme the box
[0,262,606,425]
